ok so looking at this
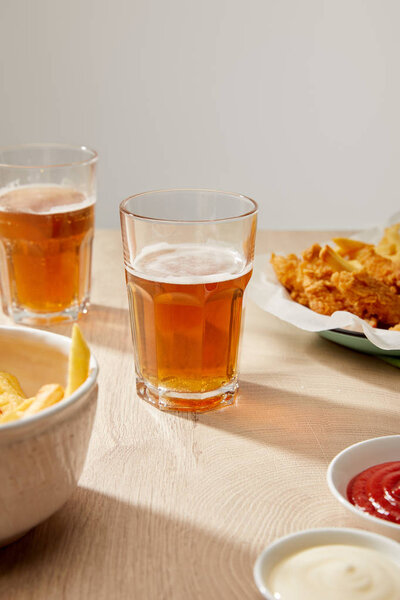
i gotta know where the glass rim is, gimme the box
[0,143,98,169]
[119,188,258,224]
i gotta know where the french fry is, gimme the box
[0,391,22,411]
[332,238,370,259]
[0,410,23,424]
[376,224,400,260]
[0,325,91,424]
[348,259,363,270]
[0,383,65,423]
[0,398,34,423]
[65,324,90,397]
[0,372,25,397]
[24,384,64,417]
[0,372,25,415]
[319,245,360,273]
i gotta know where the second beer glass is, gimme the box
[120,189,257,412]
[0,144,97,324]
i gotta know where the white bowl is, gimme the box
[254,527,400,600]
[0,325,98,547]
[327,435,400,541]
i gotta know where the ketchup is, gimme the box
[347,461,400,523]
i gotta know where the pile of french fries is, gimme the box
[0,324,90,424]
[333,223,400,265]
[314,223,400,278]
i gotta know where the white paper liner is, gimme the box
[248,212,400,351]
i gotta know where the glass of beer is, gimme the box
[120,189,257,412]
[0,144,97,324]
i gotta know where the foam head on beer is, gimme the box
[0,184,94,214]
[131,243,249,283]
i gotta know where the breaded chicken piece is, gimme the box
[298,244,350,315]
[270,253,308,305]
[271,241,400,328]
[302,279,348,316]
[332,270,400,327]
[271,244,350,316]
[300,244,336,287]
[350,247,400,290]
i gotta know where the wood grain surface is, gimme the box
[1,229,399,600]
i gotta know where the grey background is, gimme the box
[1,0,400,230]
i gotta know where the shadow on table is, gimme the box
[0,487,256,600]
[84,304,132,353]
[39,304,132,354]
[308,334,400,395]
[194,375,400,463]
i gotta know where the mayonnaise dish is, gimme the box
[253,528,400,600]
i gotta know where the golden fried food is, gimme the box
[376,224,400,260]
[271,225,400,329]
[332,271,400,327]
[24,384,65,416]
[272,244,350,316]
[333,243,400,290]
[333,238,371,258]
[0,384,65,423]
[270,253,308,305]
[0,372,25,416]
[319,245,359,273]
[0,324,90,425]
[65,323,90,397]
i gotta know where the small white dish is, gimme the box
[327,435,400,540]
[0,325,99,547]
[254,527,400,600]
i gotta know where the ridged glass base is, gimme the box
[6,299,90,325]
[136,377,238,413]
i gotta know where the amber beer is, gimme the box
[126,244,252,411]
[0,185,94,317]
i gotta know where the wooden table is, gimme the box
[1,230,399,599]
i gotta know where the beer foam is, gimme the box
[0,184,95,214]
[129,243,250,284]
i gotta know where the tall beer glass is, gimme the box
[120,189,257,412]
[0,144,97,324]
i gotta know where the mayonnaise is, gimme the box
[267,544,400,600]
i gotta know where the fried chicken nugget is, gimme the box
[331,270,400,327]
[298,244,350,315]
[349,247,400,290]
[270,241,400,327]
[270,253,308,305]
[271,232,400,330]
[271,244,350,316]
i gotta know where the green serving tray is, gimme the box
[319,329,400,367]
